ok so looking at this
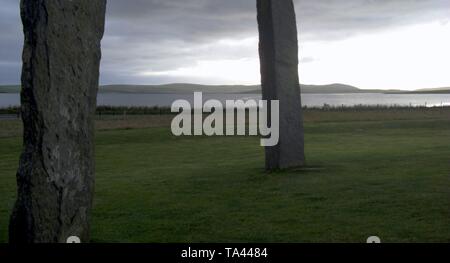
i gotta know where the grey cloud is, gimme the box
[104,0,450,42]
[0,0,22,84]
[0,0,449,84]
[300,57,315,63]
[297,0,450,40]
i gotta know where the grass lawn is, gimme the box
[1,108,450,242]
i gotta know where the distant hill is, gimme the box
[100,84,260,94]
[0,85,20,93]
[99,83,370,94]
[2,83,449,94]
[394,87,450,94]
[302,83,362,93]
[0,83,366,94]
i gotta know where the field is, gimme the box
[1,107,450,242]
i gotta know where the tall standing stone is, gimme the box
[257,0,305,170]
[9,0,106,243]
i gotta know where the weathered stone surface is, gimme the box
[9,0,106,243]
[257,0,305,170]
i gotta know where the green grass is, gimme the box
[1,111,450,242]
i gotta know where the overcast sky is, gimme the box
[1,0,450,90]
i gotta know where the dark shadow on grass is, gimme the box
[244,165,328,183]
[266,165,327,175]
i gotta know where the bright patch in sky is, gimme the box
[139,37,261,85]
[301,21,450,90]
[138,21,450,90]
[141,58,260,85]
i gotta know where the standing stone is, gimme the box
[9,0,106,243]
[257,0,305,170]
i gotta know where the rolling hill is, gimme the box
[0,85,20,93]
[99,83,378,94]
[1,83,449,94]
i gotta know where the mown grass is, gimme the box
[0,108,450,242]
